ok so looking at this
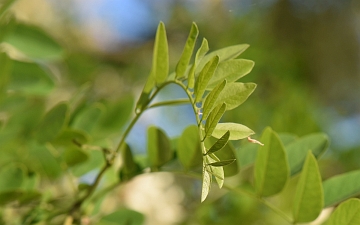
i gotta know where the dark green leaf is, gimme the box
[147,126,173,169]
[205,130,230,155]
[207,159,236,167]
[202,79,226,121]
[177,125,202,170]
[214,82,256,110]
[325,198,360,225]
[212,122,254,140]
[205,103,226,138]
[194,55,219,102]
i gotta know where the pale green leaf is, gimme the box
[254,127,289,197]
[215,141,239,177]
[292,151,323,223]
[135,76,155,113]
[323,170,360,207]
[188,38,209,89]
[202,79,226,121]
[151,22,169,85]
[147,126,172,170]
[204,103,226,138]
[177,125,202,170]
[206,154,224,188]
[214,82,256,110]
[176,22,199,79]
[206,59,255,90]
[212,123,254,140]
[205,130,230,155]
[325,198,360,225]
[207,159,236,167]
[194,55,219,102]
[201,165,211,202]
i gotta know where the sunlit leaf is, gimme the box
[207,159,236,167]
[205,130,230,155]
[151,22,169,85]
[177,125,202,170]
[204,103,226,138]
[212,123,254,140]
[194,55,219,102]
[206,154,224,188]
[202,79,226,121]
[293,151,323,223]
[214,82,256,110]
[188,38,209,89]
[99,208,144,225]
[147,126,173,170]
[323,170,360,207]
[206,59,255,90]
[215,141,239,177]
[176,22,199,79]
[325,198,360,225]
[254,127,289,197]
[201,165,211,202]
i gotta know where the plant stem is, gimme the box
[147,99,190,109]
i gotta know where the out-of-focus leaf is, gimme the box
[177,125,202,170]
[205,130,230,155]
[194,55,219,103]
[201,164,212,202]
[188,38,209,89]
[254,127,289,197]
[323,170,360,207]
[135,76,155,113]
[98,208,144,225]
[0,163,25,192]
[202,80,226,121]
[0,190,41,206]
[71,150,103,177]
[324,198,360,225]
[214,82,256,111]
[176,22,198,79]
[212,123,254,140]
[206,59,255,90]
[119,144,142,181]
[147,126,172,170]
[292,151,323,223]
[204,103,226,138]
[0,52,11,95]
[151,22,169,85]
[3,23,63,60]
[64,147,89,167]
[0,0,16,20]
[72,103,104,135]
[286,133,329,175]
[35,102,68,143]
[51,129,89,147]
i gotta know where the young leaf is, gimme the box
[292,151,323,223]
[205,130,230,155]
[201,165,212,202]
[324,198,360,225]
[151,22,169,85]
[135,76,155,113]
[206,154,224,188]
[188,38,209,89]
[194,55,219,103]
[204,103,226,138]
[202,79,226,121]
[212,123,254,140]
[35,102,69,143]
[214,82,256,110]
[176,22,199,79]
[147,126,173,170]
[119,144,141,181]
[206,59,255,90]
[286,133,329,175]
[323,170,360,207]
[207,159,236,167]
[254,127,289,197]
[177,125,202,170]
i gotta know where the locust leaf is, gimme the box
[188,38,209,89]
[214,82,256,110]
[99,208,144,225]
[254,127,289,197]
[206,154,224,188]
[323,170,360,207]
[194,55,219,103]
[204,103,226,138]
[325,198,360,225]
[215,141,239,177]
[151,22,169,85]
[176,22,199,79]
[292,151,323,223]
[147,126,172,170]
[135,76,155,113]
[177,125,202,170]
[119,144,142,181]
[205,130,230,155]
[202,79,226,121]
[207,159,236,167]
[212,123,254,140]
[72,103,104,135]
[207,59,255,90]
[201,165,212,202]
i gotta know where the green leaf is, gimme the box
[214,82,256,110]
[202,79,226,121]
[0,163,25,192]
[325,198,360,225]
[64,147,89,167]
[196,44,249,74]
[194,55,219,102]
[207,159,236,167]
[188,38,209,89]
[201,165,212,202]
[206,154,224,188]
[177,125,202,170]
[205,130,230,155]
[215,141,239,177]
[51,129,89,147]
[0,52,11,95]
[254,127,289,197]
[286,133,329,175]
[3,23,63,60]
[0,190,41,206]
[135,76,155,113]
[119,144,142,181]
[0,0,16,19]
[151,22,169,85]
[204,103,226,138]
[212,123,254,140]
[292,151,323,223]
[35,102,69,143]
[72,103,104,135]
[99,208,144,225]
[206,59,255,90]
[176,22,199,79]
[147,126,173,169]
[323,170,360,207]
[71,150,103,177]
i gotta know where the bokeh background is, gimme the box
[4,0,360,224]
